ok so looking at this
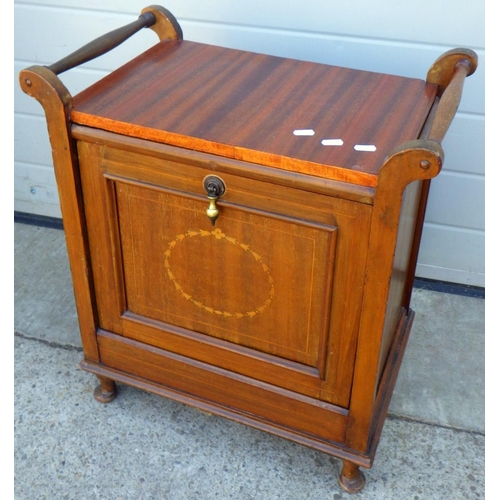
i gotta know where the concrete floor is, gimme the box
[14,222,485,499]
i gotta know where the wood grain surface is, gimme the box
[72,40,437,186]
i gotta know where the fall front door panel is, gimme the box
[117,182,335,369]
[77,138,371,407]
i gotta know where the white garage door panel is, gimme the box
[15,115,53,167]
[425,172,484,231]
[22,0,141,12]
[417,225,484,287]
[171,0,485,48]
[22,0,485,48]
[15,162,62,218]
[441,115,485,176]
[14,1,485,286]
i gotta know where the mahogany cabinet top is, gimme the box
[72,40,437,186]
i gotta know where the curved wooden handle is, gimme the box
[427,59,473,143]
[426,48,478,143]
[44,5,184,77]
[47,12,156,75]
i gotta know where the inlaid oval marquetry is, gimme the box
[164,228,275,318]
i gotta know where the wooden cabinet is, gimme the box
[19,6,477,493]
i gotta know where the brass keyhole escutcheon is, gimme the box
[203,175,226,226]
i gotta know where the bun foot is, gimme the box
[93,376,117,403]
[339,460,366,493]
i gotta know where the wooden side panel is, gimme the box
[378,179,423,381]
[345,141,443,454]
